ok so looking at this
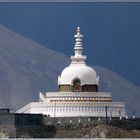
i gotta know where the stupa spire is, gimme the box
[71,26,86,64]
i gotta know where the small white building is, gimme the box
[16,27,125,118]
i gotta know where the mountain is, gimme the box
[0,24,69,110]
[0,24,139,116]
[94,66,140,116]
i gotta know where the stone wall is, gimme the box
[0,113,56,138]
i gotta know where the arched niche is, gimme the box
[72,78,81,92]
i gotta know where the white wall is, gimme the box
[16,102,125,117]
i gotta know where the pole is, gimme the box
[105,106,108,124]
[133,110,135,119]
[54,100,56,125]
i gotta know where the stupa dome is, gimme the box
[58,63,99,86]
[58,27,99,92]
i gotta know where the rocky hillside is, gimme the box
[0,123,140,138]
[95,65,140,116]
[55,122,140,138]
[0,24,69,110]
[0,24,140,116]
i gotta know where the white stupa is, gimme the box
[16,27,125,118]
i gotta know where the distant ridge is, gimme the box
[95,65,140,116]
[0,24,139,116]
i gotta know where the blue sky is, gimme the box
[0,3,140,86]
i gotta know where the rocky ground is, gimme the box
[0,125,56,138]
[54,121,140,138]
[0,119,140,138]
[0,126,16,138]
